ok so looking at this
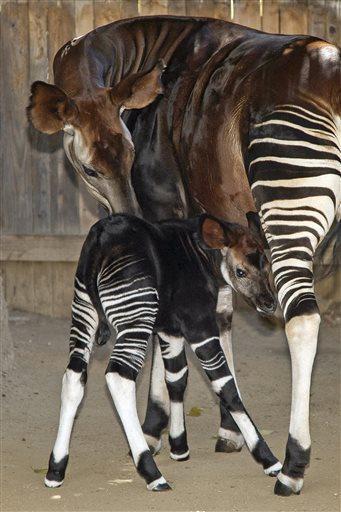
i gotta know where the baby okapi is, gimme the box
[45,213,281,490]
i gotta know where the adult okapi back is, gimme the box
[27,16,341,497]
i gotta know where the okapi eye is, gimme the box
[236,268,246,278]
[82,165,98,178]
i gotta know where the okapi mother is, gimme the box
[27,16,341,497]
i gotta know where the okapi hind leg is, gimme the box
[215,286,245,454]
[141,336,170,455]
[100,262,170,491]
[45,277,98,488]
[248,100,340,495]
[158,332,190,461]
[274,310,320,496]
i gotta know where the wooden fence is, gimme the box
[1,0,340,317]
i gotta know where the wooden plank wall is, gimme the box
[1,0,340,317]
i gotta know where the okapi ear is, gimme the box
[246,211,262,239]
[109,60,166,110]
[201,216,226,249]
[27,81,78,134]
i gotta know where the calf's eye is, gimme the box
[236,268,246,278]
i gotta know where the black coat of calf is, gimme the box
[45,213,280,491]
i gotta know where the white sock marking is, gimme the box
[53,369,84,463]
[105,373,149,465]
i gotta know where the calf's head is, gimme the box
[27,61,166,213]
[201,214,276,315]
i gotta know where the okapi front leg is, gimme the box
[215,286,244,453]
[189,334,282,476]
[158,332,189,461]
[142,335,169,455]
[45,278,98,488]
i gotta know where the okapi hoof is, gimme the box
[264,461,282,477]
[147,477,172,491]
[274,479,301,496]
[44,453,68,488]
[152,482,172,492]
[170,450,190,462]
[215,437,243,453]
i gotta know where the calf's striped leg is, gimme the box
[141,336,169,455]
[45,278,98,488]
[189,334,281,475]
[158,332,189,461]
[215,286,245,453]
[248,102,340,495]
[100,262,170,490]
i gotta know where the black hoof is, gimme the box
[45,453,69,488]
[215,438,242,453]
[274,479,300,496]
[152,482,172,491]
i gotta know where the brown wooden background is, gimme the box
[1,0,340,317]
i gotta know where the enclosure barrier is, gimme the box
[0,0,340,317]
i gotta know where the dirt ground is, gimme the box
[1,306,340,512]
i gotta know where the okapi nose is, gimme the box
[257,294,277,313]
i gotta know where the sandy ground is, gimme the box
[1,306,340,512]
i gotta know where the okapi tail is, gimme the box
[95,318,111,346]
[86,276,111,346]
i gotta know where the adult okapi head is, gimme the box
[27,61,166,214]
[201,213,277,315]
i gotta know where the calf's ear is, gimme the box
[110,60,166,110]
[201,217,226,249]
[27,81,78,134]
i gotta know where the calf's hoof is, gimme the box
[44,477,63,488]
[170,450,190,462]
[44,453,68,488]
[147,477,172,491]
[274,474,303,496]
[274,480,299,496]
[152,482,172,492]
[215,437,243,453]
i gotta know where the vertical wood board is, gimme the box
[1,1,32,234]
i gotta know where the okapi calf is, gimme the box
[45,213,280,490]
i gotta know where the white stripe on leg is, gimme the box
[230,411,259,452]
[169,401,185,440]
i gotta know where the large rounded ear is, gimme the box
[27,81,78,134]
[246,211,264,240]
[200,215,247,249]
[201,216,226,249]
[109,60,166,110]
